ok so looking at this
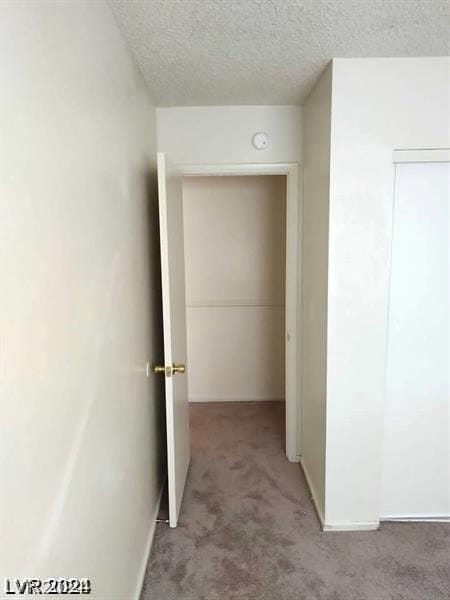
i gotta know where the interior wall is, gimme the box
[300,63,333,519]
[183,175,286,402]
[0,2,164,598]
[325,57,450,528]
[157,106,302,165]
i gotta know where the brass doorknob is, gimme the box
[153,364,171,376]
[153,363,186,376]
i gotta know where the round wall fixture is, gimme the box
[252,132,269,150]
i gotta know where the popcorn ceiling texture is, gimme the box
[109,0,449,106]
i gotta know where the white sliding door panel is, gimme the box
[381,161,449,519]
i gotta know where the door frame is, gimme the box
[179,162,301,463]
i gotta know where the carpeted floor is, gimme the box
[140,401,450,600]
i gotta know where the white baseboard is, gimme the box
[189,397,284,403]
[134,481,165,600]
[322,521,379,532]
[287,452,301,464]
[381,516,450,523]
[299,458,325,529]
[300,459,380,532]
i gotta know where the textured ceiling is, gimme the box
[109,0,449,106]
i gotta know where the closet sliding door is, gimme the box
[381,157,449,519]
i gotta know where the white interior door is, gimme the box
[157,152,190,527]
[381,160,449,519]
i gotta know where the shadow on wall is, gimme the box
[144,167,167,477]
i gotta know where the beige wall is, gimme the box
[325,57,450,529]
[301,64,332,519]
[301,57,450,531]
[183,176,286,401]
[0,2,164,597]
[157,106,302,165]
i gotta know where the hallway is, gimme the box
[140,402,450,600]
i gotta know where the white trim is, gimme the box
[393,148,450,163]
[322,521,379,532]
[186,298,284,308]
[189,397,284,403]
[134,482,165,600]
[381,516,450,523]
[179,162,301,464]
[285,164,300,462]
[300,459,325,529]
[300,460,379,532]
[181,162,299,177]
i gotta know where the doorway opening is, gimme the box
[180,164,300,463]
[156,155,300,527]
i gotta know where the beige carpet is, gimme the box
[141,401,450,600]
